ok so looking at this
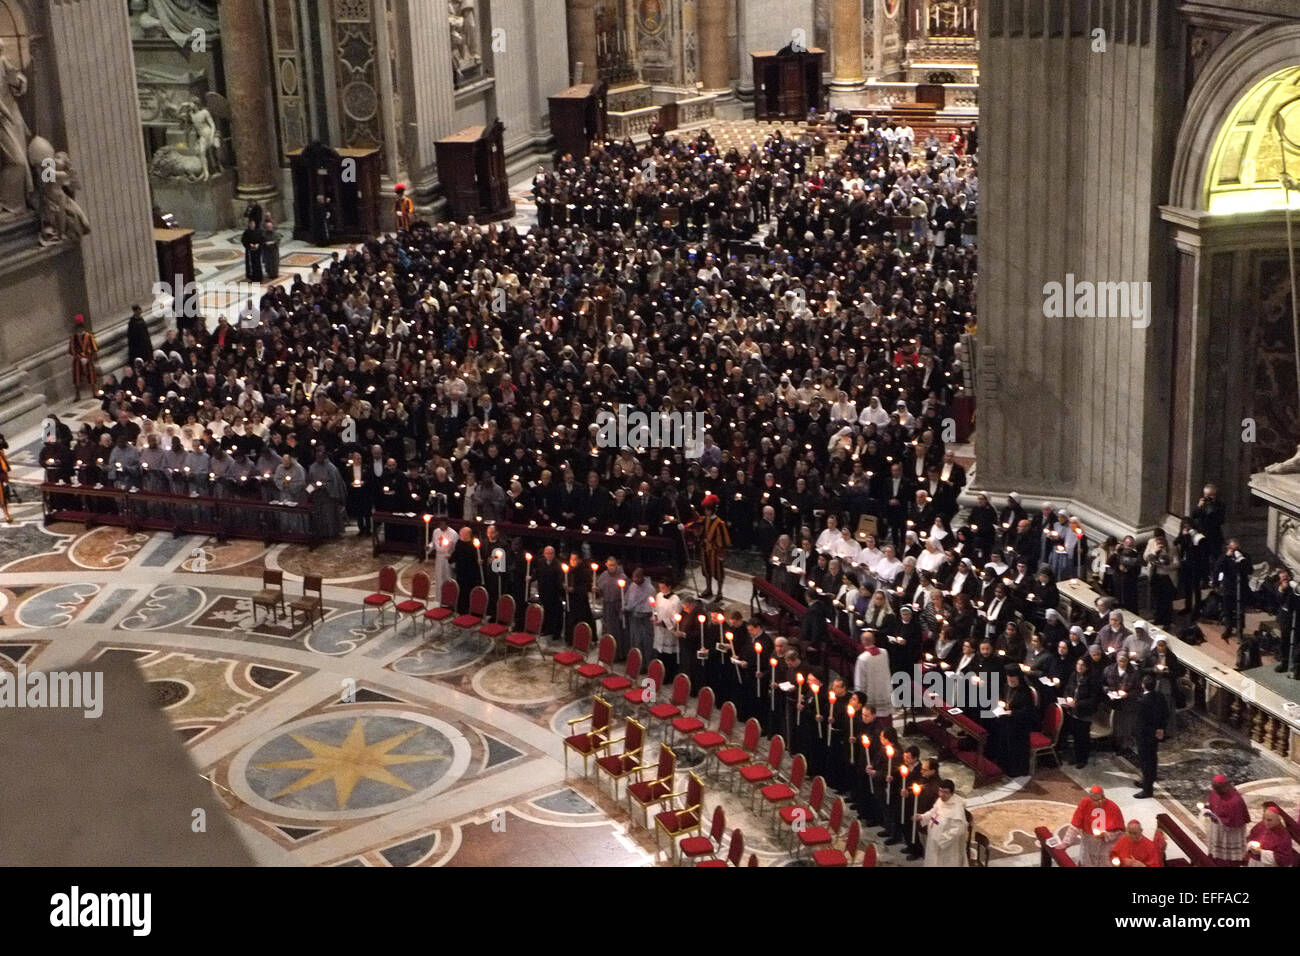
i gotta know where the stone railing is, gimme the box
[676,93,717,127]
[944,83,978,111]
[607,105,660,139]
[607,82,653,112]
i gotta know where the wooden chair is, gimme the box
[251,569,285,623]
[505,602,545,660]
[289,574,326,630]
[362,565,398,626]
[654,772,704,861]
[594,718,646,799]
[395,571,431,635]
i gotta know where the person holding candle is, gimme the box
[921,779,968,867]
[904,757,942,861]
[567,552,596,636]
[450,527,479,613]
[1053,785,1125,866]
[594,556,626,660]
[1244,803,1299,866]
[1060,656,1103,768]
[651,579,683,680]
[1200,774,1251,865]
[1110,819,1163,867]
[624,567,655,664]
[536,546,565,640]
[883,746,921,847]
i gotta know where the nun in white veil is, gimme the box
[917,537,947,576]
[859,396,891,429]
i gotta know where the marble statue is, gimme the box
[0,35,34,218]
[449,0,482,83]
[176,99,221,180]
[1265,444,1300,475]
[129,0,220,48]
[27,137,90,246]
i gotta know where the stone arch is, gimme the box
[1170,22,1300,212]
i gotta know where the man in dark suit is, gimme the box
[1134,674,1169,798]
[877,461,912,550]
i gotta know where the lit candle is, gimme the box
[698,613,706,647]
[810,679,821,720]
[769,657,778,708]
[754,642,763,695]
[796,672,804,725]
[911,783,922,842]
[885,744,895,804]
[422,513,432,557]
[899,763,910,824]
[827,690,837,743]
[846,704,855,754]
[862,735,873,793]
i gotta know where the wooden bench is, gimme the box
[1034,826,1077,867]
[749,575,859,677]
[1155,813,1216,867]
[916,699,1004,786]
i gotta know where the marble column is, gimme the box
[218,0,280,219]
[47,0,157,325]
[830,0,863,91]
[567,0,598,84]
[699,0,731,93]
[402,0,457,207]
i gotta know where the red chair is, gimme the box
[362,565,397,626]
[814,819,862,867]
[423,580,458,639]
[779,775,827,842]
[564,696,612,776]
[692,699,736,767]
[671,686,714,745]
[452,585,489,633]
[552,622,593,682]
[698,829,745,867]
[601,646,642,697]
[654,772,704,860]
[575,634,617,692]
[595,718,646,798]
[861,844,878,867]
[715,717,762,784]
[679,804,726,864]
[627,743,676,828]
[505,602,544,660]
[395,571,430,634]
[626,658,666,719]
[646,669,688,734]
[796,796,845,858]
[739,734,785,806]
[761,752,807,822]
[1030,703,1064,773]
[480,594,515,652]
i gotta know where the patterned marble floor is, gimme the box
[4,455,1297,867]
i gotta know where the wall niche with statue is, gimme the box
[129,0,235,231]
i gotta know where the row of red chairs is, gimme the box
[361,567,545,658]
[562,691,877,866]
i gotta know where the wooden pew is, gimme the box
[1034,826,1077,867]
[749,575,859,677]
[1155,813,1216,867]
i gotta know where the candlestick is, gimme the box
[899,764,910,824]
[862,735,873,793]
[885,744,895,804]
[422,513,432,559]
[810,680,821,720]
[827,691,837,744]
[846,704,855,755]
[911,783,922,843]
[755,642,763,695]
[524,552,533,593]
[795,672,804,726]
[769,657,778,708]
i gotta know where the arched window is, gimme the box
[0,0,30,70]
[1205,65,1300,214]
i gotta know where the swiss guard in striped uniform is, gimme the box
[699,492,731,600]
[68,314,97,402]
